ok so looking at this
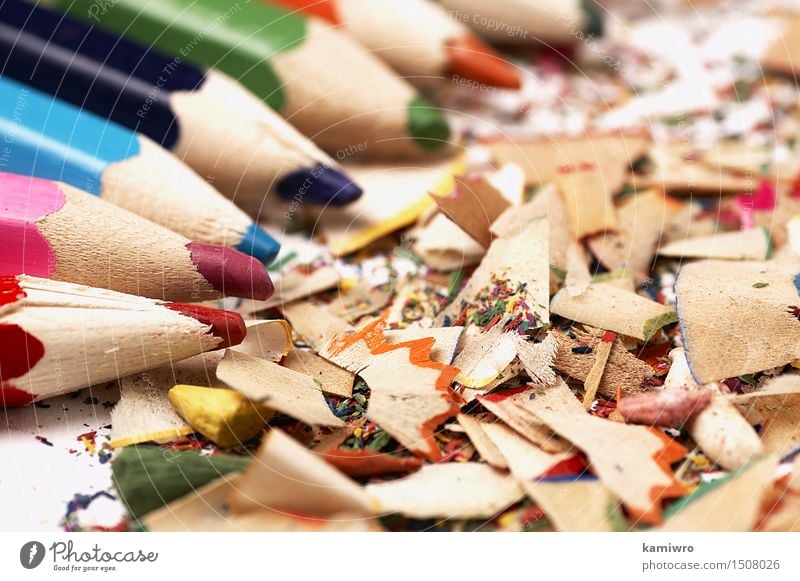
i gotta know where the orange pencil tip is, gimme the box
[446,36,522,90]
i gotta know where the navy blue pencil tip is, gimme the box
[276,164,363,207]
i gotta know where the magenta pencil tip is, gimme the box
[187,242,274,301]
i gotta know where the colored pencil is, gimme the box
[58,0,453,158]
[268,0,521,89]
[0,76,280,263]
[0,172,273,301]
[0,274,246,406]
[0,0,361,209]
[438,0,604,45]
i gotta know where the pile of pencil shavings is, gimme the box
[108,6,800,533]
[106,126,800,532]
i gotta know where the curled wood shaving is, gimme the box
[515,380,686,524]
[326,317,462,461]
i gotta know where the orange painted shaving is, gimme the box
[328,317,461,461]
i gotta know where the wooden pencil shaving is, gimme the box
[660,456,779,532]
[490,184,572,272]
[411,212,485,271]
[564,242,592,297]
[658,227,772,261]
[228,429,374,517]
[477,387,572,453]
[111,368,195,448]
[741,394,800,456]
[524,479,620,532]
[581,331,616,408]
[282,300,352,352]
[481,422,573,480]
[515,332,558,386]
[638,144,756,195]
[453,325,518,388]
[675,260,800,382]
[587,189,680,274]
[234,319,293,361]
[326,317,461,461]
[485,132,649,188]
[551,282,677,341]
[551,327,653,399]
[456,413,509,469]
[556,164,618,239]
[283,348,355,398]
[366,463,524,519]
[514,380,687,524]
[729,373,800,402]
[434,166,515,248]
[384,326,464,364]
[761,17,800,75]
[327,281,393,323]
[145,476,379,532]
[216,350,343,427]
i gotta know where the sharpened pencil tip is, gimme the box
[235,223,281,265]
[163,303,246,349]
[446,36,522,90]
[276,164,363,206]
[187,242,274,301]
[407,96,451,152]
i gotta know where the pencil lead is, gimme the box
[407,96,451,151]
[186,243,274,301]
[446,36,522,90]
[275,164,363,206]
[163,303,247,349]
[234,223,281,264]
